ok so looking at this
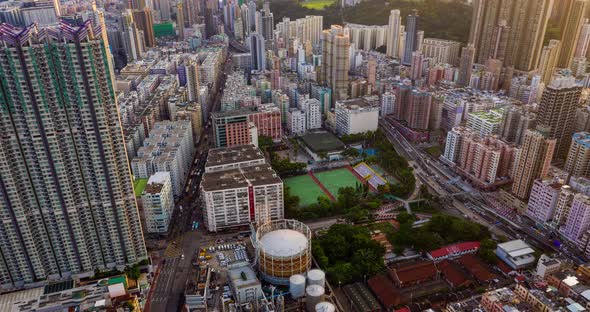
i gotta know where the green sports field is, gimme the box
[300,0,335,9]
[284,174,328,207]
[314,168,362,197]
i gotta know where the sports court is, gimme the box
[354,162,387,189]
[313,168,362,197]
[284,174,328,207]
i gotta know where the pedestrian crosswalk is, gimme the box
[163,234,186,258]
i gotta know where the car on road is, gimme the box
[181,254,185,260]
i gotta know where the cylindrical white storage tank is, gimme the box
[256,219,312,285]
[307,269,325,287]
[305,285,325,312]
[289,274,306,299]
[315,302,336,312]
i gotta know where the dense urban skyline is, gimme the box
[2,0,590,311]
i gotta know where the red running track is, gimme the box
[308,171,336,201]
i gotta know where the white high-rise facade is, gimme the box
[288,109,307,135]
[381,92,395,116]
[302,98,322,130]
[200,146,284,232]
[386,9,401,58]
[142,172,174,234]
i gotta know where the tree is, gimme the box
[481,238,497,250]
[376,45,387,54]
[342,148,360,158]
[258,136,273,149]
[314,224,385,284]
[271,157,307,177]
[412,230,443,252]
[377,183,391,195]
[321,234,349,261]
[345,206,369,222]
[351,247,385,277]
[317,151,328,160]
[283,186,301,218]
[327,262,355,285]
[125,265,140,282]
[396,212,415,225]
[479,248,498,264]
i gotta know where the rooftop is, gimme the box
[200,164,281,191]
[468,110,503,124]
[367,274,399,308]
[133,178,149,197]
[428,241,480,259]
[205,145,265,168]
[300,131,346,153]
[228,262,260,290]
[498,239,535,257]
[259,229,308,258]
[147,172,170,185]
[458,254,497,282]
[438,260,469,288]
[336,97,379,111]
[390,260,438,284]
[144,172,169,194]
[212,106,257,119]
[0,288,44,312]
[573,132,590,148]
[342,282,381,312]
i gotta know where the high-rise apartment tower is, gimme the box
[0,21,147,289]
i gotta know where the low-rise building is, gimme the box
[228,262,263,304]
[513,284,561,312]
[481,287,528,312]
[536,254,562,278]
[496,239,536,269]
[212,105,282,147]
[0,276,142,311]
[300,131,346,161]
[427,242,480,262]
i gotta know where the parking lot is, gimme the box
[189,235,257,306]
[207,242,250,268]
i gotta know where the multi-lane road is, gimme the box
[379,117,583,262]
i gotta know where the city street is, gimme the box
[146,55,233,312]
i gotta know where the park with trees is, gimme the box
[312,224,386,285]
